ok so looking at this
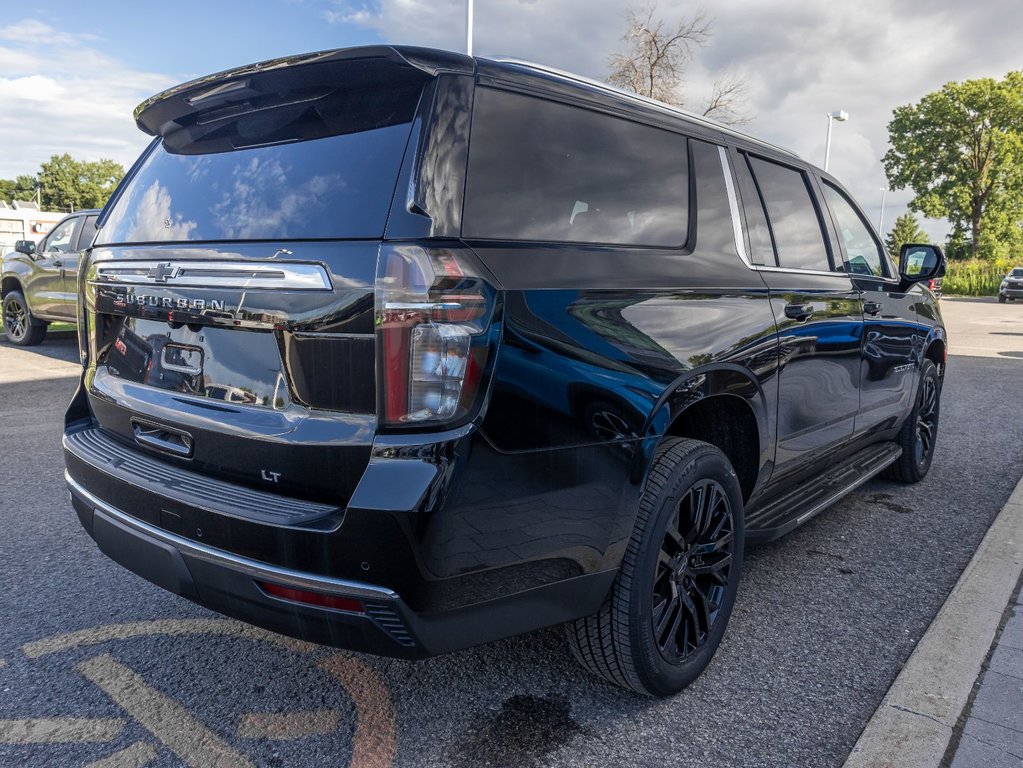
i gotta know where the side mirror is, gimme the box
[899,243,946,284]
[13,240,36,257]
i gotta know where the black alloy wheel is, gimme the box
[651,479,734,664]
[884,358,941,483]
[566,438,744,697]
[913,373,938,469]
[3,290,47,346]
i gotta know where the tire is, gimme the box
[2,290,47,346]
[998,295,1007,303]
[883,359,941,483]
[566,438,744,697]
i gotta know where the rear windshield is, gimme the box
[99,89,422,244]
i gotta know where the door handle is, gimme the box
[53,259,63,268]
[131,419,193,458]
[863,301,883,316]
[784,303,815,322]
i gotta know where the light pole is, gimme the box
[466,0,474,56]
[823,109,848,172]
[878,187,888,233]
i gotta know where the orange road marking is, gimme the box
[22,618,315,659]
[320,654,396,768]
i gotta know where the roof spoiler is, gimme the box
[134,45,475,140]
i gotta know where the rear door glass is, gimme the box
[463,88,689,247]
[747,156,831,272]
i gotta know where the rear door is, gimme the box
[735,152,861,476]
[818,179,919,435]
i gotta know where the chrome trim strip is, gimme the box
[718,146,753,269]
[488,57,802,160]
[66,472,399,601]
[93,261,333,291]
[756,266,855,279]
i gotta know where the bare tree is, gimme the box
[607,2,752,126]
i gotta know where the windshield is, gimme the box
[1010,268,1023,278]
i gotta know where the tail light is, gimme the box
[375,245,495,428]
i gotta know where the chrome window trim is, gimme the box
[718,146,857,282]
[93,261,333,291]
[718,145,753,269]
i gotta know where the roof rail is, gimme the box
[485,57,800,160]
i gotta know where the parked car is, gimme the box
[927,277,943,298]
[63,46,947,697]
[1,209,99,345]
[998,267,1023,302]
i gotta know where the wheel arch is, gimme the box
[2,274,24,300]
[639,365,772,503]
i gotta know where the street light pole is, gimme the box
[823,109,848,172]
[466,0,474,56]
[878,187,888,233]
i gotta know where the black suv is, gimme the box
[2,209,99,345]
[64,47,947,697]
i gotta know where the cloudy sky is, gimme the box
[3,0,1022,240]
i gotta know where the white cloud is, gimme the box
[324,0,1023,241]
[0,19,176,181]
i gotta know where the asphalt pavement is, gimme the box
[1,297,1021,768]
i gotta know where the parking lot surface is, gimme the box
[1,297,1021,768]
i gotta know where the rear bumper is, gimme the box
[68,473,424,657]
[64,432,619,659]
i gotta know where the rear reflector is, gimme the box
[257,581,365,613]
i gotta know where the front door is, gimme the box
[27,216,76,318]
[818,180,920,436]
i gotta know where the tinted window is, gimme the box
[44,218,75,253]
[98,88,422,244]
[748,157,830,271]
[463,88,689,246]
[733,153,775,265]
[822,182,886,277]
[76,216,98,250]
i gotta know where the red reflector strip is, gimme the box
[257,581,365,613]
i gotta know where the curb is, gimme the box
[843,474,1023,767]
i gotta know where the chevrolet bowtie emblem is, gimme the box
[147,262,180,282]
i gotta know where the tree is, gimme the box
[0,175,40,204]
[883,72,1023,260]
[607,2,751,125]
[37,154,124,211]
[885,213,928,257]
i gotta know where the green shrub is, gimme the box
[942,258,1015,296]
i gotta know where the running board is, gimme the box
[745,442,902,543]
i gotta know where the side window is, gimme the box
[747,156,831,272]
[732,153,775,266]
[43,218,75,253]
[821,182,887,277]
[463,88,689,247]
[76,216,98,250]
